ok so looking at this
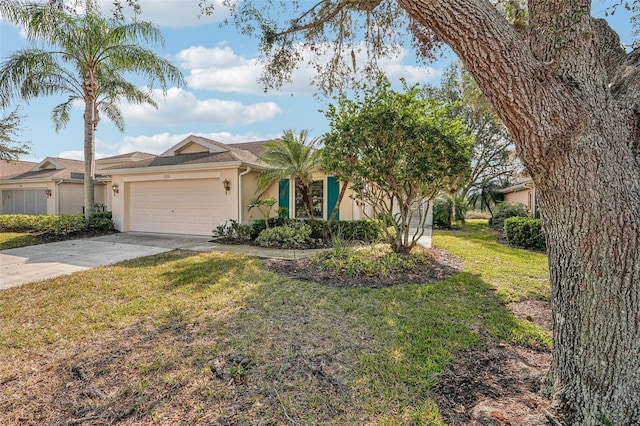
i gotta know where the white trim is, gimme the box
[122,171,222,183]
[291,177,326,220]
[0,182,53,189]
[107,161,242,175]
[238,167,252,223]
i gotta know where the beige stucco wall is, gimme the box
[57,183,84,214]
[241,170,278,223]
[504,188,536,215]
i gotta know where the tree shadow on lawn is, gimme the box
[0,251,551,425]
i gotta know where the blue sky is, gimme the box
[0,1,635,162]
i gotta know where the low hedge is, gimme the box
[256,222,312,249]
[89,211,115,231]
[328,219,382,242]
[250,217,383,243]
[503,217,546,250]
[490,202,530,229]
[0,214,86,235]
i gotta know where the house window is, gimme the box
[295,180,324,219]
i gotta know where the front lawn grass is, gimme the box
[0,222,550,425]
[433,219,550,302]
[0,232,36,250]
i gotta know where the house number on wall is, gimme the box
[164,175,170,179]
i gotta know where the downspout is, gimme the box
[55,179,63,214]
[238,167,251,223]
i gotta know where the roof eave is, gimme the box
[105,161,248,175]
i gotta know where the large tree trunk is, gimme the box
[399,0,640,424]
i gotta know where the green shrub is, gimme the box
[0,214,85,235]
[433,197,468,227]
[329,219,382,242]
[249,217,287,239]
[89,211,114,231]
[255,222,312,249]
[93,211,112,219]
[503,217,546,250]
[490,202,530,229]
[314,244,432,277]
[375,212,395,227]
[213,220,252,240]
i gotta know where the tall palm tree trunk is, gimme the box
[82,76,96,222]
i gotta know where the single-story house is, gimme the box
[105,135,365,235]
[0,152,153,215]
[498,178,538,217]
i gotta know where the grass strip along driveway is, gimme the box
[0,221,550,425]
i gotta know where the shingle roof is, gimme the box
[3,157,87,181]
[228,140,272,157]
[103,151,240,169]
[104,136,270,170]
[0,160,39,178]
[97,151,155,162]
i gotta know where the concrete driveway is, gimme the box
[0,232,326,290]
[0,232,212,290]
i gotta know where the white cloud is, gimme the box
[103,131,279,155]
[119,87,282,126]
[179,43,441,96]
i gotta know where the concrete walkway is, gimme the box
[0,232,323,290]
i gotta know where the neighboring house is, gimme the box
[0,152,153,215]
[498,179,538,217]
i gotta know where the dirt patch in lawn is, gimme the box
[508,299,553,331]
[434,298,555,425]
[434,341,554,425]
[263,247,463,288]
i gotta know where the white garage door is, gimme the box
[128,178,224,235]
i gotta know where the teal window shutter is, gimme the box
[278,179,290,216]
[327,176,340,220]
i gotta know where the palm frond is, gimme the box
[257,129,323,191]
[51,96,79,131]
[97,100,125,132]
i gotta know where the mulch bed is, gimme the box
[262,247,463,288]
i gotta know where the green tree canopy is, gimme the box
[0,2,184,220]
[0,107,30,162]
[433,62,517,199]
[323,78,472,253]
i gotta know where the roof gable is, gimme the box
[34,157,65,171]
[159,135,228,157]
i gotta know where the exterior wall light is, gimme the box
[222,178,231,193]
[112,183,119,196]
[45,188,52,197]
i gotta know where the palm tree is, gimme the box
[257,129,323,226]
[0,2,184,220]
